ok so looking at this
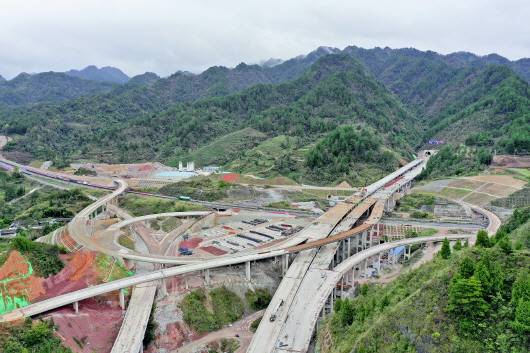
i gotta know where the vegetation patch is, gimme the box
[419,145,492,180]
[396,192,435,212]
[181,287,244,333]
[266,200,296,210]
[118,234,135,250]
[10,236,65,277]
[306,125,400,185]
[245,288,272,310]
[120,194,205,216]
[207,338,240,353]
[95,254,132,282]
[158,177,233,201]
[318,207,530,353]
[73,167,96,176]
[0,319,72,353]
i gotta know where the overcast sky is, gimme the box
[1,0,528,79]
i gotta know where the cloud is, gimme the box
[0,0,528,78]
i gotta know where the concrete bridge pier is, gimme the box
[73,301,79,314]
[119,288,125,310]
[245,261,251,282]
[204,269,211,285]
[281,254,289,276]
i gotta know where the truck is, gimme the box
[178,195,191,201]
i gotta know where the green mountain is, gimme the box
[0,72,115,107]
[3,54,418,184]
[344,46,530,153]
[0,45,528,184]
[127,72,160,86]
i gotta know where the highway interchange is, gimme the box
[0,155,500,353]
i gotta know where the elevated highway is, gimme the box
[272,234,473,352]
[248,159,425,353]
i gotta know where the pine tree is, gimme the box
[453,239,463,251]
[447,277,489,331]
[440,238,451,259]
[476,230,491,248]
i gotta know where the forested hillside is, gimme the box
[318,208,530,353]
[0,45,528,185]
[3,54,418,185]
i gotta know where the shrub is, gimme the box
[246,288,272,310]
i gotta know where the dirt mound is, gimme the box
[336,181,352,188]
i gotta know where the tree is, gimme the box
[474,253,503,300]
[440,238,451,259]
[453,239,463,251]
[511,270,530,304]
[497,237,513,254]
[513,299,530,333]
[447,276,489,332]
[459,257,476,279]
[475,230,491,248]
[334,299,355,327]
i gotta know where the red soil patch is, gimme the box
[222,173,239,183]
[45,298,124,353]
[179,238,202,249]
[200,246,227,256]
[147,322,199,353]
[0,251,45,301]
[37,251,99,301]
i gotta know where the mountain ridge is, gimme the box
[65,65,130,84]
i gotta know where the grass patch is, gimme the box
[410,210,434,219]
[266,200,295,209]
[181,287,244,333]
[118,234,135,250]
[95,254,132,282]
[405,228,437,238]
[158,176,232,201]
[396,192,435,212]
[120,194,206,216]
[439,187,471,200]
[177,127,267,167]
